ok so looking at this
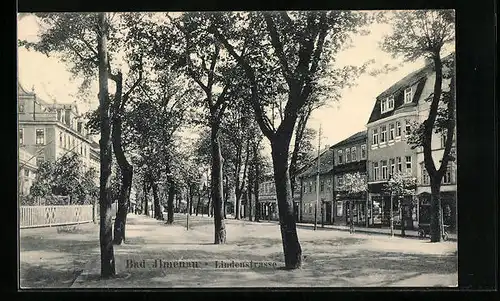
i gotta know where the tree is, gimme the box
[382,172,418,236]
[341,172,368,233]
[382,10,455,242]
[212,11,369,269]
[20,12,126,277]
[164,12,248,244]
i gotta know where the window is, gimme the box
[405,156,412,172]
[387,95,395,110]
[405,120,412,136]
[19,104,25,113]
[346,148,351,163]
[57,109,62,122]
[303,184,307,193]
[77,122,83,133]
[337,175,344,188]
[389,123,395,141]
[24,169,30,177]
[404,87,413,103]
[309,181,312,193]
[320,180,324,192]
[442,164,453,184]
[19,129,24,145]
[327,178,331,191]
[372,128,379,145]
[36,156,45,166]
[351,147,357,161]
[390,158,395,175]
[422,164,430,185]
[80,145,83,155]
[35,129,45,145]
[338,150,343,164]
[396,121,402,137]
[381,160,388,180]
[373,162,380,181]
[397,157,402,172]
[380,98,387,113]
[336,201,343,217]
[59,132,63,146]
[380,125,387,143]
[361,145,366,159]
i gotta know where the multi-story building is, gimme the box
[18,148,38,196]
[298,147,334,224]
[366,54,456,230]
[18,83,98,178]
[331,131,368,226]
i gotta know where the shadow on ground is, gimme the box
[20,214,457,288]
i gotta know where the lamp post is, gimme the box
[388,175,395,237]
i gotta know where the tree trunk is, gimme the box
[247,172,253,221]
[429,180,443,242]
[166,177,175,224]
[196,189,201,216]
[235,186,241,220]
[211,128,226,244]
[143,179,149,216]
[97,12,115,279]
[254,151,260,222]
[271,137,302,269]
[151,180,162,220]
[111,73,133,245]
[113,166,132,245]
[223,176,228,219]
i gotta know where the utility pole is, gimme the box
[314,124,322,231]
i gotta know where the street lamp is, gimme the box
[388,175,396,237]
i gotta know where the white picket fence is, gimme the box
[19,205,94,229]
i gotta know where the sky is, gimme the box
[17,12,433,149]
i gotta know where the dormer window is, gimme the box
[387,95,394,110]
[381,95,395,114]
[404,87,413,103]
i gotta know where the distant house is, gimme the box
[257,176,301,222]
[330,131,368,226]
[298,146,334,224]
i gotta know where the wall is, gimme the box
[299,173,334,223]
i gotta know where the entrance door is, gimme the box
[325,202,332,224]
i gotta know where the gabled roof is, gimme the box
[367,53,455,125]
[330,131,367,149]
[298,148,334,179]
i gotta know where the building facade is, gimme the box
[18,83,98,173]
[256,178,301,221]
[365,54,456,230]
[298,147,334,224]
[330,131,368,226]
[18,148,38,196]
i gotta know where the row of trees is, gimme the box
[20,10,455,277]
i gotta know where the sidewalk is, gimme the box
[264,221,457,242]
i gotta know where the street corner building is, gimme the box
[17,83,101,194]
[365,55,457,232]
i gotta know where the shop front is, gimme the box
[334,191,368,226]
[417,191,456,231]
